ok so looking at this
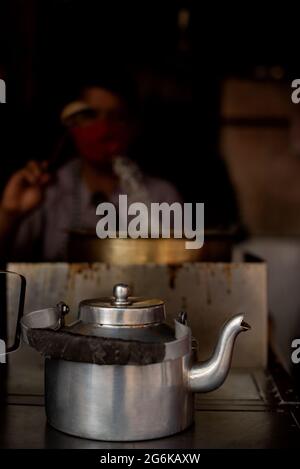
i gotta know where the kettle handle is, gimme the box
[0,270,26,353]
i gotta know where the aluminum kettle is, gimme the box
[21,282,250,441]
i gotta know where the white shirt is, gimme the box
[13,158,182,261]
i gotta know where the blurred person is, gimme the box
[0,78,181,261]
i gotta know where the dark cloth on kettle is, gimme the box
[27,327,166,365]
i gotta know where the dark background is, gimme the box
[1,1,300,226]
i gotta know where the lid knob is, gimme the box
[112,283,132,306]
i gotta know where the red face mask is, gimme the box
[71,120,130,163]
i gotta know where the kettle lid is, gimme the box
[79,283,165,326]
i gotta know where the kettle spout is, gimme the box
[188,314,250,393]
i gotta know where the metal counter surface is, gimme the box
[0,369,299,449]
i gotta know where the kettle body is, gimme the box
[45,353,194,441]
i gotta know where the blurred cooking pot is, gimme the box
[67,229,235,264]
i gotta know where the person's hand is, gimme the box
[0,160,51,217]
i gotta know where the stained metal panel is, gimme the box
[6,262,267,394]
